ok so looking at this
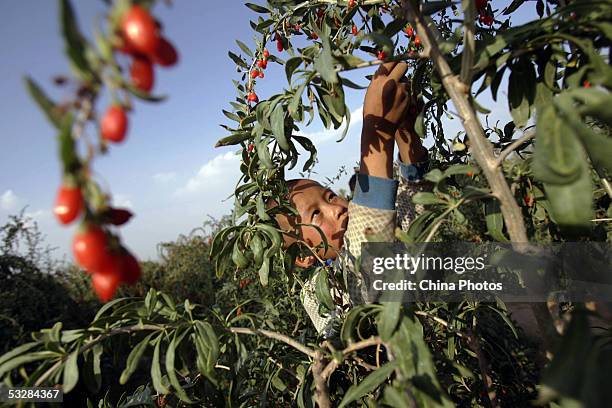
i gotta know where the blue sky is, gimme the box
[0,1,525,262]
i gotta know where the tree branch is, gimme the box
[313,350,332,408]
[228,327,316,358]
[400,0,528,244]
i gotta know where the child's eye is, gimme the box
[312,209,320,220]
[328,192,336,202]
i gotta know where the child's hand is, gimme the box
[395,81,428,163]
[362,62,410,140]
[360,62,409,179]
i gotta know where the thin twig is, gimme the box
[601,178,612,199]
[321,336,383,379]
[228,327,316,358]
[495,130,536,167]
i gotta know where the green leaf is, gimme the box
[82,344,102,393]
[245,3,270,13]
[412,192,445,206]
[315,269,335,311]
[215,131,251,147]
[313,36,338,84]
[125,83,167,102]
[60,0,95,81]
[338,361,398,408]
[271,102,290,151]
[228,51,248,69]
[532,104,582,185]
[0,351,58,379]
[377,302,401,342]
[151,336,169,395]
[236,40,253,57]
[421,1,452,15]
[250,233,265,265]
[285,57,303,83]
[258,256,271,286]
[232,239,249,269]
[62,350,79,393]
[340,76,367,89]
[508,69,530,128]
[484,200,509,242]
[543,176,593,229]
[0,341,40,367]
[23,77,64,129]
[120,333,154,385]
[165,331,192,403]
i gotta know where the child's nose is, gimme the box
[329,202,347,219]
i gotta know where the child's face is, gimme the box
[277,179,348,262]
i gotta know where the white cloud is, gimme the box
[296,106,363,145]
[113,194,133,209]
[153,172,177,184]
[0,190,19,211]
[176,151,241,195]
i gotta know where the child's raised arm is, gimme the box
[360,62,410,179]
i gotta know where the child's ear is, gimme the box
[295,255,316,268]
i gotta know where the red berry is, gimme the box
[130,56,155,93]
[109,208,133,226]
[352,24,358,35]
[54,184,83,225]
[484,15,494,26]
[277,38,283,52]
[257,59,264,68]
[524,195,534,207]
[247,92,259,103]
[120,5,160,56]
[311,32,318,40]
[92,269,121,302]
[583,80,591,88]
[258,71,265,78]
[248,144,255,152]
[414,35,422,47]
[263,49,270,58]
[153,37,178,67]
[405,26,414,38]
[467,171,474,178]
[377,50,386,60]
[348,0,356,7]
[119,251,141,285]
[261,59,267,69]
[73,225,110,273]
[101,105,128,143]
[250,69,259,79]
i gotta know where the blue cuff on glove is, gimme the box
[352,174,399,210]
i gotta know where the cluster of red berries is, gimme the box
[101,5,178,145]
[247,49,270,104]
[405,25,422,47]
[53,182,140,301]
[476,0,494,26]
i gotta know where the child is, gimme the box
[274,62,429,336]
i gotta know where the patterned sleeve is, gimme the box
[395,159,430,232]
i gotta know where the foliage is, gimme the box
[2,0,612,407]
